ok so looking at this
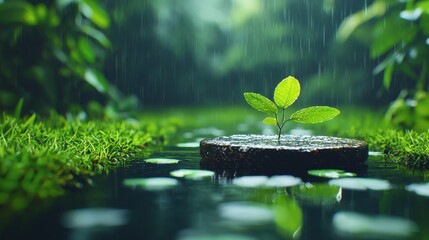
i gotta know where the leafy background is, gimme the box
[1,0,429,130]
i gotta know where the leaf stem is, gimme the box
[276,108,287,143]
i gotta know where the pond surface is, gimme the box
[4,126,429,240]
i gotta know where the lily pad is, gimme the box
[123,177,179,191]
[232,175,301,188]
[308,169,357,179]
[289,183,342,205]
[406,182,429,197]
[62,208,129,228]
[176,142,200,148]
[264,175,302,187]
[368,151,384,156]
[329,178,391,191]
[144,158,180,164]
[232,176,269,188]
[170,169,215,180]
[219,202,274,224]
[333,211,418,238]
[177,232,257,240]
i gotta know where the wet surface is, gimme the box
[202,134,367,150]
[2,128,429,240]
[200,135,368,176]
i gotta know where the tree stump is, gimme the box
[200,135,368,177]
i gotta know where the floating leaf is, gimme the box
[290,106,340,124]
[244,92,278,114]
[368,151,384,156]
[62,208,129,228]
[264,175,302,187]
[308,169,356,179]
[233,175,301,188]
[406,182,429,197]
[123,177,179,191]
[290,183,342,205]
[176,142,200,148]
[219,202,274,225]
[177,233,257,240]
[262,117,277,125]
[233,176,268,188]
[170,169,214,180]
[333,211,418,238]
[329,178,391,191]
[273,76,300,108]
[144,158,180,164]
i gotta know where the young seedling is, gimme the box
[244,76,340,142]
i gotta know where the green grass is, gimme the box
[0,113,180,210]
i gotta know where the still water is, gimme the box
[5,126,429,240]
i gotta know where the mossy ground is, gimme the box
[0,113,181,210]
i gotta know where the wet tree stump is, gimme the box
[200,135,368,176]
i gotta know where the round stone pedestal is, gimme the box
[200,135,368,176]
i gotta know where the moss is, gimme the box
[0,113,180,210]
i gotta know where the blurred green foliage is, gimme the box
[0,0,113,114]
[105,0,371,106]
[338,0,429,131]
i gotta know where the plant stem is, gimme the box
[276,108,287,143]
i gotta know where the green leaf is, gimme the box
[0,1,37,25]
[290,106,340,124]
[274,76,300,108]
[81,25,111,48]
[170,169,214,180]
[23,114,36,128]
[144,158,180,164]
[123,178,179,191]
[336,1,387,42]
[308,169,357,179]
[80,0,110,29]
[78,37,96,63]
[84,68,109,93]
[273,195,302,239]
[14,98,24,119]
[263,117,277,125]
[244,92,278,114]
[370,15,418,58]
[383,63,394,89]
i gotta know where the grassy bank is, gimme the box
[1,106,429,211]
[0,113,180,210]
